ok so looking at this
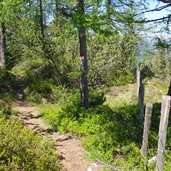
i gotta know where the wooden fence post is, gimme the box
[137,69,141,97]
[137,69,145,126]
[156,95,171,171]
[138,81,145,125]
[140,103,153,157]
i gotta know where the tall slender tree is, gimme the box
[39,0,45,39]
[0,0,6,69]
[78,0,89,108]
[0,22,6,69]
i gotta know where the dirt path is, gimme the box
[14,100,103,171]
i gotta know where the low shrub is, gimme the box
[0,99,12,118]
[24,73,69,104]
[112,69,135,86]
[41,92,171,170]
[0,70,17,94]
[0,118,60,171]
[41,93,141,164]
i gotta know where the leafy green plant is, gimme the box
[39,89,171,170]
[0,99,12,118]
[0,70,17,94]
[0,118,60,171]
[24,73,69,104]
[40,93,140,163]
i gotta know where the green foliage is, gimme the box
[0,99,12,118]
[112,69,135,86]
[87,33,136,87]
[0,70,17,93]
[41,92,141,165]
[24,73,69,104]
[1,0,171,170]
[143,47,170,80]
[0,117,60,171]
[40,82,171,170]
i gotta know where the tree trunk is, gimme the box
[55,0,60,26]
[167,80,171,96]
[107,0,111,19]
[55,0,59,18]
[39,0,44,39]
[0,22,6,69]
[78,0,89,108]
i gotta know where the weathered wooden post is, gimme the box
[136,69,145,142]
[140,103,153,157]
[138,80,145,125]
[137,68,141,96]
[156,96,171,171]
[137,68,145,125]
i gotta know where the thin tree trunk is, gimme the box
[107,0,111,19]
[78,0,89,108]
[55,0,59,20]
[0,22,6,69]
[39,0,44,39]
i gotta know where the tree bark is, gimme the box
[78,0,89,108]
[55,0,59,18]
[0,22,6,69]
[107,0,112,19]
[39,0,45,39]
[55,0,60,26]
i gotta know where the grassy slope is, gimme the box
[105,79,171,170]
[106,79,169,109]
[34,79,171,170]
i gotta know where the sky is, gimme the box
[143,0,171,38]
[145,0,170,20]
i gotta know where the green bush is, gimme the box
[24,73,69,103]
[0,70,17,94]
[0,118,60,171]
[0,100,12,118]
[42,93,140,162]
[112,69,135,86]
[41,92,171,170]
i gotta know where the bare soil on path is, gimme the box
[14,100,103,171]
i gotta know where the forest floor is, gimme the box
[13,100,103,171]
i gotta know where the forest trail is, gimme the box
[14,100,103,171]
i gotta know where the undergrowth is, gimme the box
[0,70,17,100]
[39,92,142,169]
[39,90,171,170]
[0,100,60,171]
[23,73,70,104]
